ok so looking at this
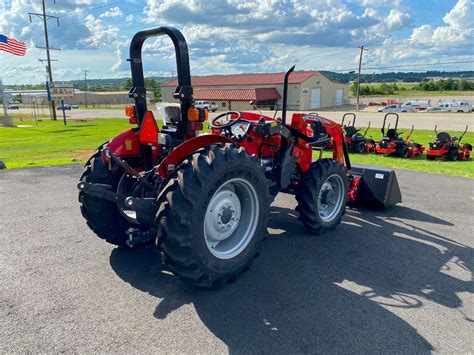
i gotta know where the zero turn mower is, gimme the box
[426,125,472,161]
[375,113,424,158]
[77,27,402,288]
[341,113,375,153]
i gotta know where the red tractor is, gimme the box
[375,113,424,158]
[341,113,375,153]
[77,27,401,288]
[426,125,472,161]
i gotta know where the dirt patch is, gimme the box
[73,149,95,161]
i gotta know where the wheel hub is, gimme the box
[318,174,344,222]
[205,188,241,244]
[203,178,259,259]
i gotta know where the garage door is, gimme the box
[336,89,344,106]
[311,88,321,109]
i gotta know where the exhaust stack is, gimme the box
[282,65,295,125]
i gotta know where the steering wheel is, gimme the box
[211,111,242,129]
[211,111,253,142]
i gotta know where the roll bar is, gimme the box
[342,113,356,127]
[129,27,192,133]
[282,65,295,125]
[381,113,399,136]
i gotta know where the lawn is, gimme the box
[0,118,473,178]
[0,119,131,169]
[348,82,474,98]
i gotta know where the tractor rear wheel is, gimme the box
[352,141,365,154]
[295,159,348,234]
[155,144,270,288]
[79,151,135,246]
[447,149,458,161]
[396,145,409,158]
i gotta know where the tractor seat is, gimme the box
[436,132,451,143]
[344,126,358,137]
[386,128,398,139]
[158,105,181,125]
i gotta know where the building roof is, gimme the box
[193,88,281,101]
[163,70,318,87]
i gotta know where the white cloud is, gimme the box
[365,0,473,68]
[443,0,473,30]
[385,9,412,30]
[80,15,119,49]
[100,6,123,18]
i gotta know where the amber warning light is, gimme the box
[125,105,137,124]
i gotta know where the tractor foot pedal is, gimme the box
[126,228,156,247]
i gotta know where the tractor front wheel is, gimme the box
[155,144,270,288]
[295,159,348,234]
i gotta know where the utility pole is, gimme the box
[356,45,368,111]
[29,0,60,120]
[82,69,89,108]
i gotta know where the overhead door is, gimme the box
[336,89,344,106]
[311,88,321,109]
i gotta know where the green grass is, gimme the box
[348,82,474,98]
[1,119,473,177]
[0,119,131,169]
[319,127,474,178]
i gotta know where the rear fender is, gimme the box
[103,129,142,163]
[156,134,236,177]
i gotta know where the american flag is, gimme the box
[0,34,26,56]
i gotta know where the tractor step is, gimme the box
[124,197,158,225]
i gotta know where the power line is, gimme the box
[29,0,60,120]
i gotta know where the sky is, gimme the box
[0,0,473,84]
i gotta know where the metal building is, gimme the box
[161,70,348,111]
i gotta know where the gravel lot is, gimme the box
[1,165,473,353]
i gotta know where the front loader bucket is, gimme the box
[351,166,402,208]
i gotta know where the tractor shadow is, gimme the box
[109,203,472,353]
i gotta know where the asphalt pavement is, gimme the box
[0,165,473,353]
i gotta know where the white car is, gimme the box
[400,100,430,112]
[429,101,472,113]
[195,101,217,112]
[377,104,402,113]
[426,106,446,112]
